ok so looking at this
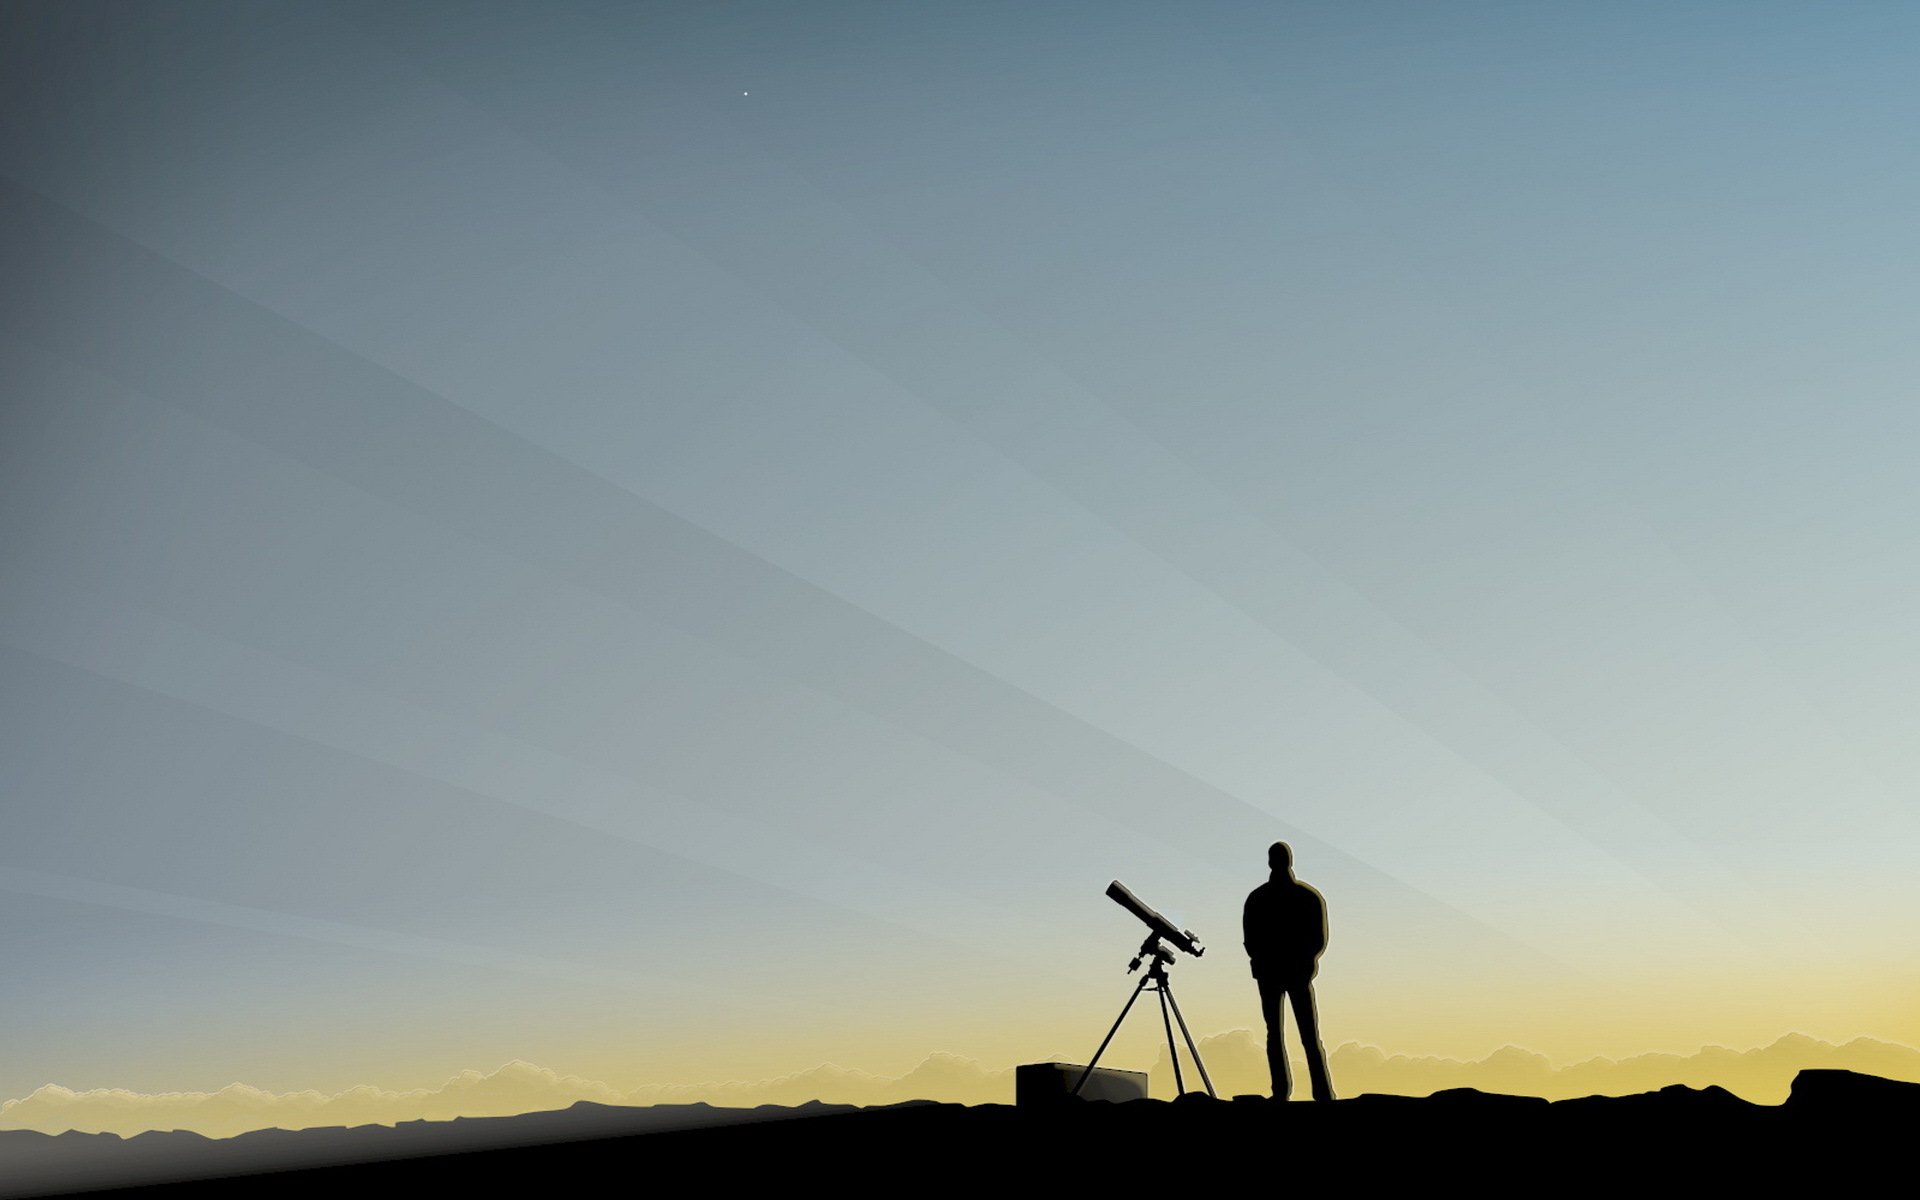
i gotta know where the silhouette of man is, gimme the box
[1243,841,1334,1101]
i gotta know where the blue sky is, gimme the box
[3,1,1917,1099]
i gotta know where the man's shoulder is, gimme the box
[1248,878,1320,900]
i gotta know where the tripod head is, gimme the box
[1127,933,1177,975]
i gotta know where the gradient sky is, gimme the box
[3,0,1918,1103]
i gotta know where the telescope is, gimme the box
[1106,880,1203,960]
[1073,880,1217,1099]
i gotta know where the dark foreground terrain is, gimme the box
[5,1070,1915,1197]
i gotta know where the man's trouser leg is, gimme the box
[1289,981,1335,1101]
[1257,975,1290,1100]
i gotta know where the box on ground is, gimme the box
[1015,1062,1149,1106]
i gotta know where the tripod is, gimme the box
[1072,934,1216,1099]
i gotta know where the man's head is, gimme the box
[1268,841,1293,874]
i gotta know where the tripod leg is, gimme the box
[1157,983,1187,1097]
[1162,982,1217,1099]
[1072,972,1153,1097]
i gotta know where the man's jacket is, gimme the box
[1243,877,1328,981]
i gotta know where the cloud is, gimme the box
[625,1052,1014,1110]
[0,1056,1021,1139]
[1153,1030,1920,1104]
[0,1062,626,1140]
[8,1034,1919,1138]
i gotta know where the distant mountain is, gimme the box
[0,1099,842,1198]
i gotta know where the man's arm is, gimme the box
[1309,888,1328,962]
